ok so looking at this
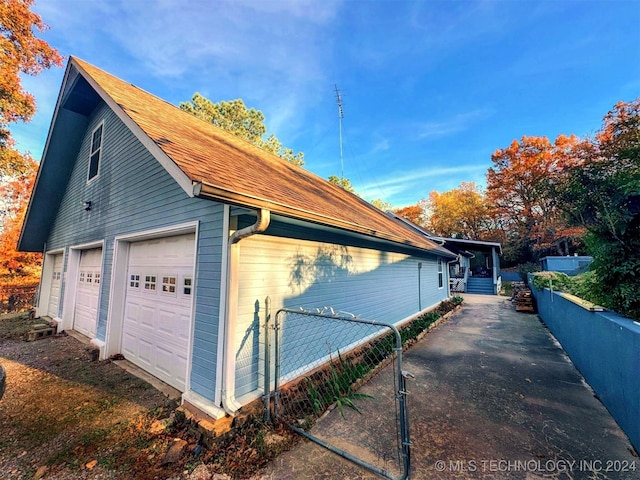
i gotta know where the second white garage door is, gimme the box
[47,253,64,318]
[122,233,195,391]
[73,248,102,338]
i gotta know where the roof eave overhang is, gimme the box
[18,60,77,252]
[193,181,456,258]
[439,237,503,255]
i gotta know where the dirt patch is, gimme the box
[0,314,296,479]
[0,300,463,479]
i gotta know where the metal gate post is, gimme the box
[264,296,271,422]
[399,364,414,477]
[273,309,281,420]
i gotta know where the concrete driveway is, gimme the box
[255,294,637,479]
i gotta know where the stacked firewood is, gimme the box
[512,282,535,312]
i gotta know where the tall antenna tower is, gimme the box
[335,85,344,180]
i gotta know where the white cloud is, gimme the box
[34,0,343,142]
[359,163,489,205]
[416,110,488,140]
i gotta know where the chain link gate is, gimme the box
[265,307,412,479]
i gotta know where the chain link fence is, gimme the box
[268,308,411,479]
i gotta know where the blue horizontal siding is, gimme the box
[44,101,224,400]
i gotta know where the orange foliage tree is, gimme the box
[424,182,496,240]
[0,158,40,281]
[486,135,585,262]
[392,204,426,227]
[0,0,62,286]
[0,0,62,160]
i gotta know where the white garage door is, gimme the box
[122,233,195,391]
[73,248,102,338]
[47,254,63,318]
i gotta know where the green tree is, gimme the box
[557,99,640,320]
[180,94,304,166]
[370,198,393,212]
[328,175,356,193]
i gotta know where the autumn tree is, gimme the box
[425,182,495,240]
[555,99,640,320]
[0,0,62,284]
[1,0,62,171]
[392,204,426,226]
[180,94,304,166]
[486,135,584,262]
[0,158,40,277]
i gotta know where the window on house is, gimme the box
[129,274,140,288]
[438,258,444,289]
[88,123,103,181]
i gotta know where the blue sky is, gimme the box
[11,0,640,207]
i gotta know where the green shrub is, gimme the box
[500,281,514,297]
[531,270,638,319]
[450,296,464,306]
[518,262,541,283]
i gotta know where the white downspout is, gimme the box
[446,257,459,297]
[221,208,271,415]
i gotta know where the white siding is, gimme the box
[234,234,446,398]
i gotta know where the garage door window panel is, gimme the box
[129,274,140,289]
[144,275,157,292]
[161,276,177,295]
[183,277,192,296]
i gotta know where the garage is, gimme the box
[73,248,102,338]
[47,253,63,318]
[121,233,195,391]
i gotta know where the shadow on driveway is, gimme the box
[255,294,637,479]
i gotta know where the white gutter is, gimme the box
[221,208,271,415]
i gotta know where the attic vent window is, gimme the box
[88,122,103,181]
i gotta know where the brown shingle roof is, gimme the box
[72,57,453,256]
